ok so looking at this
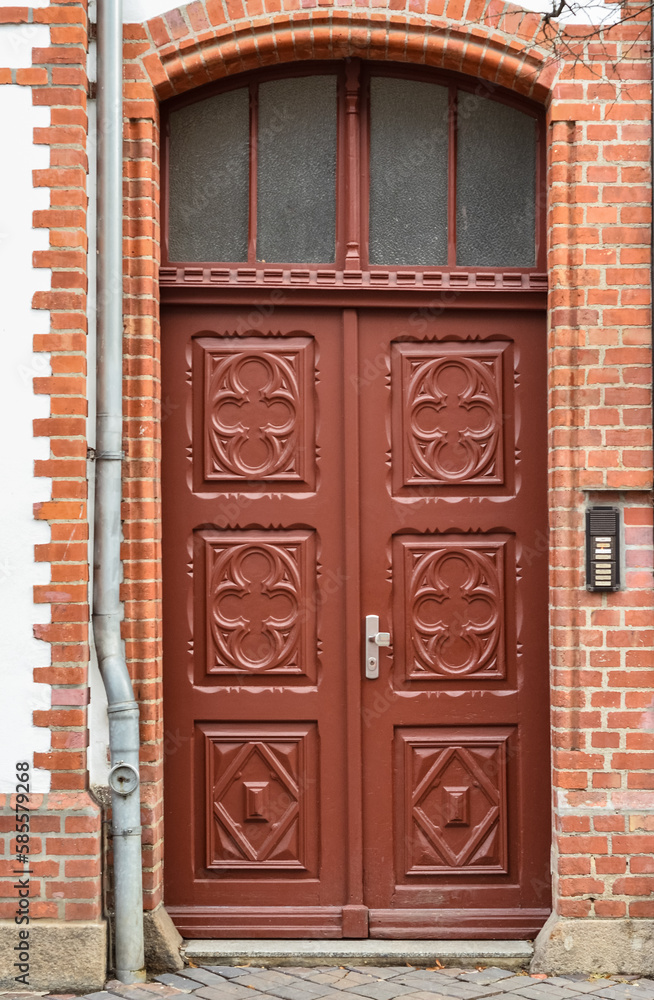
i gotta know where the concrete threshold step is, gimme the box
[183,938,534,969]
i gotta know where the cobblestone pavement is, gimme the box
[4,964,654,1000]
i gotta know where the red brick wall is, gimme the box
[0,793,102,922]
[122,108,163,905]
[547,23,654,915]
[1,0,652,937]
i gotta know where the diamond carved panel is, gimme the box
[393,342,508,489]
[397,535,507,682]
[397,729,509,876]
[202,724,318,872]
[198,335,315,488]
[199,530,316,682]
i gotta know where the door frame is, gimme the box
[118,16,561,933]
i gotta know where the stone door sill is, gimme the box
[183,939,533,969]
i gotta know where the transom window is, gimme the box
[164,62,542,271]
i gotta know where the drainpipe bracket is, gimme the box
[106,699,140,717]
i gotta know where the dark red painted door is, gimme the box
[357,308,550,937]
[162,306,351,938]
[162,303,550,938]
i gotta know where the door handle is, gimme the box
[365,615,391,679]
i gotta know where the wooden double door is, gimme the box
[162,301,551,938]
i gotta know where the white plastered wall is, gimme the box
[0,22,48,68]
[0,80,53,794]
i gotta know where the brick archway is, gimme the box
[130,6,557,107]
[121,3,558,916]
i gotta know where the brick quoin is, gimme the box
[0,0,102,931]
[0,0,651,944]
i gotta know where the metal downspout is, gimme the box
[94,0,146,984]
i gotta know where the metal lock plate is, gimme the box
[365,614,391,679]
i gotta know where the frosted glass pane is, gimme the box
[168,88,249,262]
[456,93,536,267]
[257,76,336,264]
[369,77,449,266]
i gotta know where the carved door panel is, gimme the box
[358,308,551,937]
[162,306,350,937]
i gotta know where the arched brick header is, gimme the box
[129,4,557,105]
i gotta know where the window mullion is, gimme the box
[448,85,457,269]
[344,59,362,271]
